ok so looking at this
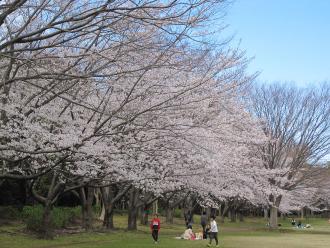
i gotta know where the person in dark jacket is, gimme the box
[184,211,192,228]
[201,211,207,239]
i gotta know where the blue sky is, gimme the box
[222,0,330,86]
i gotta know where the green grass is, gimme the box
[1,215,330,248]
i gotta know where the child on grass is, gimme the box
[207,216,219,247]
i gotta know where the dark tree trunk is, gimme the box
[264,208,269,219]
[101,184,132,230]
[180,205,185,218]
[81,197,87,228]
[125,187,157,230]
[101,186,115,229]
[300,208,305,219]
[127,187,139,230]
[140,205,149,225]
[165,207,174,224]
[270,206,278,228]
[86,187,94,228]
[80,187,94,230]
[269,195,282,229]
[40,202,53,239]
[206,207,212,220]
[239,212,244,222]
[220,203,229,223]
[128,207,138,230]
[220,215,225,223]
[104,205,114,229]
[230,209,236,222]
[140,206,145,225]
[31,172,64,239]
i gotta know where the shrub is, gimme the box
[114,209,127,215]
[21,205,43,231]
[158,208,164,216]
[54,206,81,228]
[174,208,182,218]
[52,207,70,228]
[93,205,102,216]
[21,205,81,231]
[0,206,21,219]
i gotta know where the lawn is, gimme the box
[0,215,330,248]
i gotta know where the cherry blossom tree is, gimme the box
[0,0,232,180]
[0,0,274,237]
[250,83,330,228]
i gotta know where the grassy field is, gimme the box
[1,215,330,248]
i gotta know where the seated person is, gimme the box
[297,220,303,228]
[195,232,203,240]
[291,218,296,226]
[181,225,196,240]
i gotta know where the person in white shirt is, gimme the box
[207,216,219,247]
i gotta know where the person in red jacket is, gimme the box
[150,213,161,243]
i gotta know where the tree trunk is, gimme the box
[40,202,53,239]
[140,206,145,225]
[99,203,105,221]
[206,207,211,220]
[80,187,94,230]
[86,187,94,229]
[104,204,114,229]
[264,208,269,219]
[100,184,132,229]
[81,199,87,228]
[140,204,150,225]
[269,206,278,229]
[269,195,282,229]
[31,172,63,239]
[101,186,115,229]
[94,188,101,206]
[239,212,244,222]
[211,208,217,218]
[220,203,229,223]
[301,208,304,219]
[152,200,158,215]
[128,208,138,230]
[220,215,225,223]
[165,207,174,224]
[127,187,138,230]
[230,209,236,222]
[180,206,185,218]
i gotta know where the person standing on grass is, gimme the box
[184,211,191,228]
[207,216,219,247]
[150,214,161,244]
[201,211,207,239]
